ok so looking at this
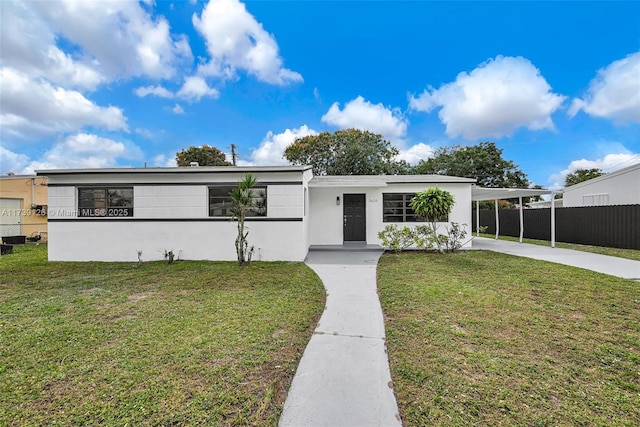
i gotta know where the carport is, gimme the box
[471,186,558,247]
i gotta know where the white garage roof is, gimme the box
[472,186,554,201]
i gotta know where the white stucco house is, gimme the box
[36,166,475,262]
[562,163,640,207]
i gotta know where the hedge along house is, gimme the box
[36,166,475,262]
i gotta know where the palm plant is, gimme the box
[230,174,258,265]
[410,188,455,253]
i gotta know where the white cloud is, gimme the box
[135,76,220,103]
[321,96,408,143]
[0,146,29,175]
[151,154,178,167]
[1,1,192,91]
[135,77,220,102]
[0,2,104,90]
[135,85,174,98]
[409,56,566,140]
[396,143,435,165]
[192,0,302,85]
[568,52,640,123]
[135,128,154,139]
[548,152,640,189]
[176,75,220,101]
[172,104,186,115]
[35,0,192,81]
[0,68,128,140]
[23,133,143,173]
[251,125,318,165]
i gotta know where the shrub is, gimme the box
[378,225,415,253]
[413,225,437,251]
[378,222,471,254]
[443,222,468,252]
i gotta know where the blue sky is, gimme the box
[1,0,639,189]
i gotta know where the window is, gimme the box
[78,187,133,217]
[209,185,267,217]
[382,193,449,223]
[383,193,421,222]
[582,193,609,206]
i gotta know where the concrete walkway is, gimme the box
[279,249,402,427]
[473,237,640,280]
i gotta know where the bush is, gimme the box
[413,225,437,251]
[378,225,415,253]
[443,222,468,252]
[379,223,470,253]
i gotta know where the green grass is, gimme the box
[478,233,640,261]
[0,244,325,426]
[378,251,640,426]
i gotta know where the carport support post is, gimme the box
[551,195,556,248]
[494,199,499,240]
[476,200,480,237]
[519,196,524,243]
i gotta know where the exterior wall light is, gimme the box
[336,196,340,206]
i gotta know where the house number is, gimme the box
[368,198,378,203]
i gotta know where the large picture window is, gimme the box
[209,185,267,217]
[382,193,449,223]
[78,188,133,217]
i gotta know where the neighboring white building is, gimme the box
[37,166,475,262]
[562,163,640,207]
[527,198,563,209]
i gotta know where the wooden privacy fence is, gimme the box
[472,205,640,250]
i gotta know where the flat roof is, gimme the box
[563,161,640,191]
[309,174,476,187]
[0,174,39,180]
[36,165,313,176]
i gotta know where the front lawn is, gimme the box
[0,244,325,426]
[378,251,639,426]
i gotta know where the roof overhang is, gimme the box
[309,177,388,188]
[309,174,476,188]
[35,165,313,176]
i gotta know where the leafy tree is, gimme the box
[284,129,409,175]
[176,145,231,167]
[565,168,604,187]
[230,174,258,265]
[410,188,455,253]
[413,142,529,188]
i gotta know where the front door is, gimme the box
[343,194,366,242]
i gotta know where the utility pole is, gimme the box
[230,144,238,166]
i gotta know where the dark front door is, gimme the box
[343,194,366,242]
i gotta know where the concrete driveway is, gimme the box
[473,237,640,280]
[279,248,402,427]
